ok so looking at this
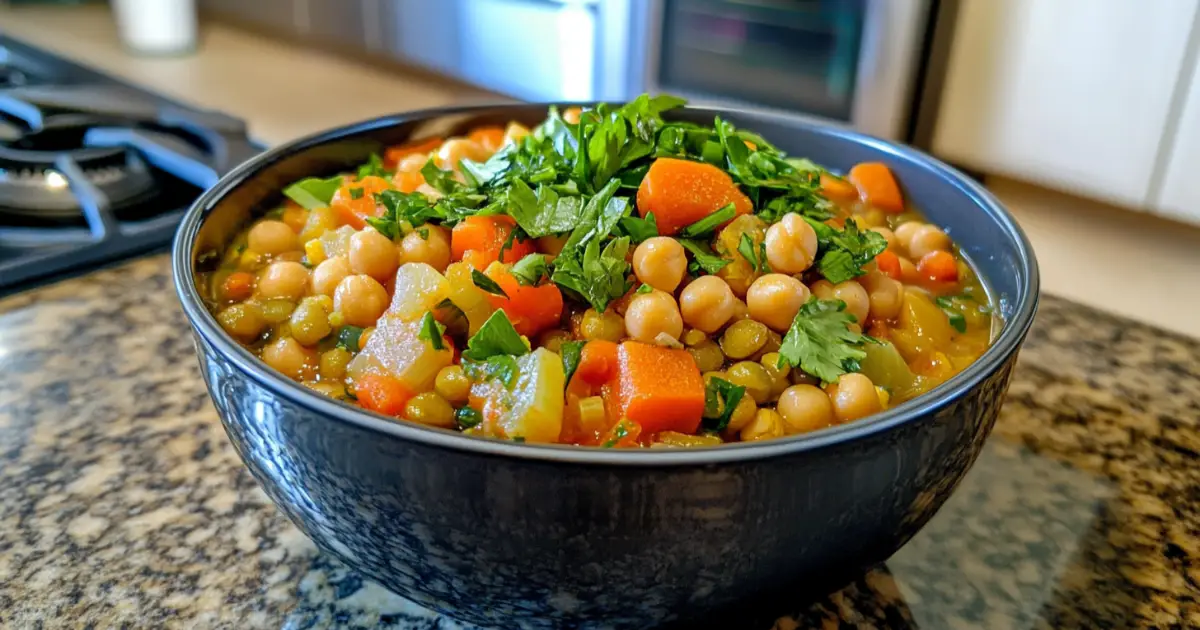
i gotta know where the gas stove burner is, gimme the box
[0,115,161,219]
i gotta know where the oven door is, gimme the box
[638,0,930,140]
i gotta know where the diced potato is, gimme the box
[347,317,453,394]
[470,348,565,444]
[300,206,340,242]
[444,262,496,334]
[388,263,451,321]
[319,225,357,259]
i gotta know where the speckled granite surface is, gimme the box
[1,256,1197,629]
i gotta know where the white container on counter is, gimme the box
[112,0,198,56]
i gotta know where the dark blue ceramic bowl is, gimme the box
[173,104,1038,629]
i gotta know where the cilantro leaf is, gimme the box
[335,325,365,351]
[551,236,633,313]
[370,189,444,239]
[702,377,746,432]
[462,310,528,361]
[356,153,389,179]
[560,340,585,384]
[678,238,731,275]
[561,179,625,253]
[504,178,586,237]
[510,253,550,286]
[463,355,520,388]
[635,283,653,294]
[471,269,509,298]
[283,175,343,210]
[679,202,737,239]
[617,212,658,243]
[935,296,968,333]
[455,406,484,429]
[417,312,447,350]
[807,218,889,284]
[420,159,466,195]
[776,298,874,384]
[433,298,469,339]
[737,233,769,273]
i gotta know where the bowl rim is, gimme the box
[173,102,1040,467]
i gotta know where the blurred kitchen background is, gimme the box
[1,0,1198,335]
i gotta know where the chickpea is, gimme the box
[581,308,625,342]
[679,276,736,333]
[726,361,773,404]
[740,409,785,442]
[289,297,333,346]
[764,213,818,274]
[632,237,687,293]
[725,396,758,432]
[624,291,684,344]
[399,225,452,272]
[538,329,572,353]
[812,279,869,325]
[870,226,897,250]
[262,336,317,380]
[437,138,490,170]
[247,220,298,255]
[730,298,751,322]
[758,352,791,398]
[859,271,903,322]
[319,347,353,381]
[404,392,456,428]
[260,299,296,324]
[349,229,399,281]
[893,222,922,252]
[720,319,769,359]
[907,224,952,260]
[334,275,389,328]
[681,328,708,347]
[434,365,471,403]
[746,274,810,332]
[311,255,352,297]
[777,384,835,434]
[687,340,725,373]
[258,261,310,300]
[217,303,265,341]
[828,373,883,422]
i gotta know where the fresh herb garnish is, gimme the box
[433,298,469,339]
[935,296,968,333]
[356,153,389,179]
[560,340,585,384]
[420,159,465,195]
[635,283,654,295]
[806,218,888,284]
[618,212,658,243]
[504,178,586,238]
[417,312,447,350]
[283,175,343,210]
[455,406,483,429]
[776,298,875,384]
[737,233,769,273]
[551,236,633,313]
[471,269,510,298]
[678,238,731,275]
[510,253,550,286]
[512,436,527,443]
[679,203,736,239]
[335,325,365,351]
[702,377,746,432]
[349,187,365,200]
[601,421,632,448]
[462,310,528,361]
[463,355,521,388]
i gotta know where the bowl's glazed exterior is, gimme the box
[174,104,1039,629]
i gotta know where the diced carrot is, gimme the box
[875,250,903,280]
[820,172,858,202]
[575,340,619,386]
[563,107,583,124]
[281,202,308,233]
[483,263,564,337]
[383,137,443,169]
[451,215,536,268]
[917,250,958,283]
[330,175,392,229]
[220,271,255,302]
[848,162,904,213]
[468,126,506,153]
[355,374,414,417]
[611,341,705,436]
[393,169,425,194]
[636,157,753,236]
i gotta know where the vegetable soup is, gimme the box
[196,96,996,448]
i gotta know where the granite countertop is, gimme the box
[1,255,1198,629]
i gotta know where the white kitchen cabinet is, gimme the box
[932,0,1200,208]
[1153,53,1200,222]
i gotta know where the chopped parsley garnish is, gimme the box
[635,283,654,295]
[737,233,769,273]
[776,298,875,384]
[551,236,633,313]
[510,253,550,286]
[935,296,968,333]
[420,159,465,195]
[283,175,343,210]
[471,269,510,298]
[702,377,746,432]
[560,340,585,384]
[679,202,736,238]
[348,187,364,200]
[463,355,520,388]
[617,212,658,243]
[335,325,365,351]
[356,153,389,179]
[433,298,469,339]
[806,218,888,284]
[462,310,528,361]
[455,406,483,429]
[678,238,730,275]
[417,312,447,350]
[504,178,586,238]
[601,421,632,448]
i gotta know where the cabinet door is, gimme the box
[932,0,1199,208]
[1154,53,1200,223]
